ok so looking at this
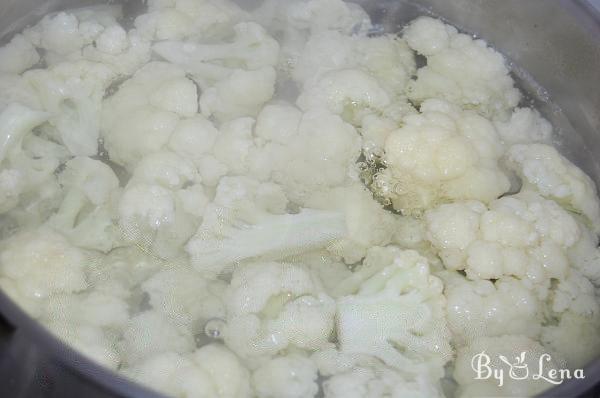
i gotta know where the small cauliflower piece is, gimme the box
[119,310,195,365]
[153,21,279,86]
[494,107,553,145]
[141,266,226,329]
[25,60,116,156]
[123,344,251,398]
[48,156,121,252]
[425,192,581,285]
[306,183,399,263]
[404,17,520,118]
[442,272,542,346]
[0,34,40,74]
[381,99,510,213]
[252,354,319,398]
[224,262,335,360]
[168,115,220,164]
[101,62,196,169]
[199,67,276,122]
[324,365,444,398]
[258,109,362,204]
[119,151,205,259]
[297,69,390,124]
[186,176,346,276]
[336,249,452,379]
[506,143,600,232]
[0,229,87,299]
[134,0,245,42]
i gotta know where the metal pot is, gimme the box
[0,0,599,397]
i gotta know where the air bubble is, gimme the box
[204,318,226,339]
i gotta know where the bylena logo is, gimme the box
[471,351,585,387]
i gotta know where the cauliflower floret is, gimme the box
[380,99,510,214]
[324,365,444,398]
[336,249,452,379]
[425,192,581,284]
[25,60,116,156]
[454,335,565,397]
[494,107,553,145]
[404,17,520,118]
[253,108,362,204]
[0,229,87,299]
[506,143,600,232]
[0,34,40,74]
[539,269,600,369]
[224,262,335,360]
[199,67,276,122]
[168,115,220,164]
[286,0,370,35]
[45,321,121,369]
[153,21,279,87]
[306,183,399,263]
[123,344,251,398]
[141,266,226,329]
[567,221,600,285]
[297,69,391,124]
[119,151,206,259]
[186,176,346,277]
[47,156,121,252]
[134,0,245,41]
[442,272,542,346]
[293,30,415,96]
[119,310,195,365]
[252,354,319,398]
[0,104,55,215]
[101,62,197,169]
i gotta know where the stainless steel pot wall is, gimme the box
[0,0,599,397]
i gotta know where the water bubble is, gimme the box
[204,318,226,339]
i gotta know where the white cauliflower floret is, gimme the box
[119,310,195,365]
[293,30,415,97]
[45,321,121,369]
[186,176,346,276]
[454,335,565,397]
[141,266,226,329]
[224,262,335,360]
[506,143,600,232]
[381,99,510,213]
[494,107,553,145]
[540,269,600,369]
[306,183,399,263]
[212,117,256,176]
[0,34,40,74]
[567,222,600,285]
[442,272,542,346]
[25,60,116,156]
[252,354,319,398]
[199,67,276,122]
[286,0,370,35]
[336,249,452,379]
[404,17,520,118]
[134,0,245,41]
[297,69,390,124]
[0,229,87,299]
[48,156,121,252]
[101,62,197,168]
[425,192,581,284]
[0,104,55,215]
[119,151,205,259]
[253,108,362,204]
[123,344,251,398]
[168,115,220,164]
[153,21,279,86]
[324,365,444,398]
